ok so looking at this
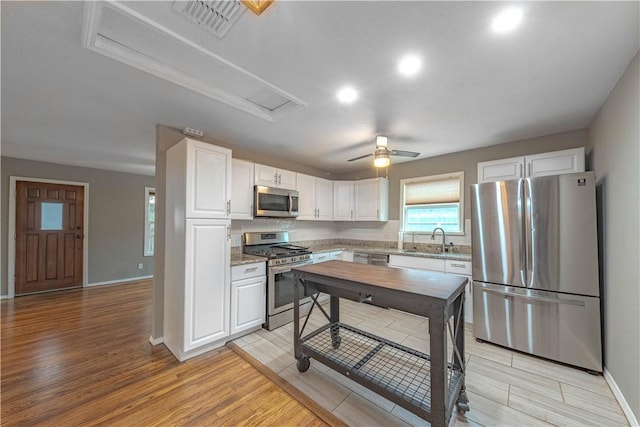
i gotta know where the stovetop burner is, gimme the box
[242,231,311,264]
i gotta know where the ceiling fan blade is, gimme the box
[390,149,420,158]
[347,153,374,162]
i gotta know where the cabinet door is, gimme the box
[477,156,525,183]
[355,179,379,220]
[526,147,585,178]
[184,219,230,351]
[186,141,232,219]
[296,173,317,220]
[230,276,266,334]
[333,181,354,220]
[315,177,334,220]
[278,169,297,190]
[254,164,278,187]
[231,159,254,220]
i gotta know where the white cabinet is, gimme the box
[296,174,334,220]
[164,138,232,362]
[477,147,585,183]
[231,262,266,335]
[355,178,388,221]
[333,181,355,220]
[169,138,232,219]
[313,251,342,263]
[388,255,473,324]
[231,159,254,220]
[333,178,389,221]
[340,251,354,262]
[254,164,297,190]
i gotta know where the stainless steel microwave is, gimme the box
[254,186,299,218]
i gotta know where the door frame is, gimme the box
[7,176,90,298]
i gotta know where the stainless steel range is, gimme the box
[243,231,313,330]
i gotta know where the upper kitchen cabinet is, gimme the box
[231,159,254,220]
[333,180,355,220]
[296,173,333,220]
[254,164,297,190]
[333,178,388,221]
[477,147,585,183]
[167,138,232,219]
[355,178,388,221]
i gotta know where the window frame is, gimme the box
[399,171,465,236]
[144,187,155,257]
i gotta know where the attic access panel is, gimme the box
[81,1,307,122]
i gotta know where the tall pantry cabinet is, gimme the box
[164,138,232,361]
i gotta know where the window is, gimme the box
[144,187,155,256]
[400,172,464,234]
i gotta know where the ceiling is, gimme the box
[2,1,638,176]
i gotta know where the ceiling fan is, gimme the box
[347,136,420,167]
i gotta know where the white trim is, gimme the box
[87,275,153,287]
[604,368,639,426]
[1,295,10,300]
[144,187,155,257]
[149,335,164,346]
[8,177,90,299]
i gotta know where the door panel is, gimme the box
[15,181,84,295]
[471,179,525,287]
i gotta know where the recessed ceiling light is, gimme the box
[492,7,523,33]
[398,55,422,77]
[336,86,358,104]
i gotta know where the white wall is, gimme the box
[588,52,640,422]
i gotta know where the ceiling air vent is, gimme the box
[172,0,246,38]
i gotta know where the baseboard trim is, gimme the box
[149,335,164,346]
[604,368,639,426]
[0,295,9,300]
[87,275,153,287]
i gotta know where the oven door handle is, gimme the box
[270,260,313,274]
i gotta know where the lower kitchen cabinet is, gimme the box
[231,262,266,335]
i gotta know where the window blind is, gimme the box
[404,178,460,205]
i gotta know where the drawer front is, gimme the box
[231,262,266,281]
[313,252,332,263]
[445,260,472,275]
[388,255,445,272]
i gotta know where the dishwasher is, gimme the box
[353,252,388,266]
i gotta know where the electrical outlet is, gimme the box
[137,263,143,270]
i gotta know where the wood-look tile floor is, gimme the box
[235,299,629,427]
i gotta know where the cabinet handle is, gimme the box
[226,200,231,215]
[274,172,278,183]
[527,162,531,177]
[519,163,523,178]
[350,209,353,219]
[450,263,467,268]
[227,226,231,240]
[245,267,258,273]
[278,174,282,185]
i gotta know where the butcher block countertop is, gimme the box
[293,260,467,305]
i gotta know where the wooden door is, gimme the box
[15,181,84,295]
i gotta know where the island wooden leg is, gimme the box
[294,277,302,360]
[429,312,448,426]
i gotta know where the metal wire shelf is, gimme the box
[300,322,463,413]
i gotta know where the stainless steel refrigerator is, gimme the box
[471,171,602,372]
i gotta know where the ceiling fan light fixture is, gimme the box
[376,135,388,148]
[374,149,390,168]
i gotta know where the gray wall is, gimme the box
[588,52,639,420]
[1,156,155,296]
[151,124,335,338]
[336,129,588,220]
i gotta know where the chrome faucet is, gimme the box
[431,227,446,253]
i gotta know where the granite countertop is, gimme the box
[308,244,472,262]
[231,253,266,266]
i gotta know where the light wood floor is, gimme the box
[0,281,333,426]
[235,299,630,427]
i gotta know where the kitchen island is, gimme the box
[292,261,468,427]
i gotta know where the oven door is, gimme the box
[268,260,313,316]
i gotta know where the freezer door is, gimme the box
[471,179,525,287]
[473,282,602,372]
[525,172,599,296]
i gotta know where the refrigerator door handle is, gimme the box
[525,179,534,287]
[518,179,527,286]
[479,286,586,307]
